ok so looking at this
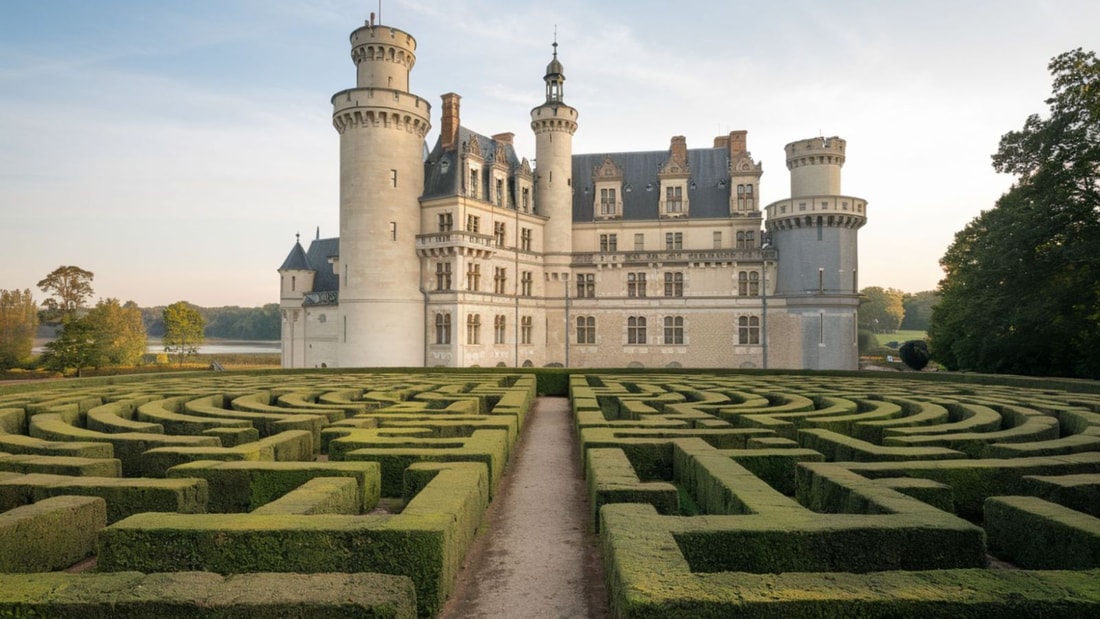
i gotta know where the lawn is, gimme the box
[875,330,926,348]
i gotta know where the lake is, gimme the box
[146,340,280,354]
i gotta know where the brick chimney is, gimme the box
[441,92,461,151]
[728,130,747,157]
[670,135,687,166]
[492,132,514,145]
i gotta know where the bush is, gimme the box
[857,329,877,354]
[899,340,931,371]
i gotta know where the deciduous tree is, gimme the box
[859,287,905,333]
[86,298,147,366]
[163,301,205,367]
[37,265,94,320]
[930,49,1100,378]
[900,291,938,331]
[0,289,39,369]
[40,316,100,376]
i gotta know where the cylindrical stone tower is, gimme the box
[333,21,431,367]
[764,136,868,370]
[530,41,578,262]
[530,41,578,365]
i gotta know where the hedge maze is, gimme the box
[0,371,534,617]
[4,370,1100,617]
[574,373,1100,617]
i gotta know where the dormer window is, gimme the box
[665,186,684,213]
[599,188,617,216]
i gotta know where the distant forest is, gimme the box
[142,304,280,340]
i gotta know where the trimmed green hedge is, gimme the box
[0,472,208,523]
[985,495,1100,569]
[0,571,418,618]
[0,495,105,572]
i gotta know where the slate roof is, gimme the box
[278,241,310,271]
[277,237,340,293]
[571,147,735,222]
[423,126,525,202]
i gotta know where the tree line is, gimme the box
[0,266,279,374]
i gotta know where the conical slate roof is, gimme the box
[278,240,311,271]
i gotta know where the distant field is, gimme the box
[875,330,926,347]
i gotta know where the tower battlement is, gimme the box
[785,136,846,170]
[350,25,418,92]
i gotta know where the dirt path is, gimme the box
[438,397,608,619]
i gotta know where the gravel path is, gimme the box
[438,397,608,619]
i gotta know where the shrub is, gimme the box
[899,340,931,371]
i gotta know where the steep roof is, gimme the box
[423,126,525,201]
[278,240,311,271]
[571,147,736,222]
[305,237,340,293]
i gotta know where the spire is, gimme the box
[543,29,565,104]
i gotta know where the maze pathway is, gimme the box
[439,397,608,619]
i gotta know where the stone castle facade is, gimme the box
[278,18,868,370]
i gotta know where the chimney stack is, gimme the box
[670,135,687,166]
[441,93,461,151]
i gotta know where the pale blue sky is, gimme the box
[2,0,1098,306]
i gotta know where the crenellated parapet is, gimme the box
[764,195,867,232]
[331,88,431,137]
[530,106,578,136]
[349,25,417,92]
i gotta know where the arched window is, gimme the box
[576,316,596,344]
[663,316,684,345]
[466,314,481,345]
[738,315,760,345]
[435,313,451,345]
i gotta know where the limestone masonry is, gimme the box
[278,16,868,369]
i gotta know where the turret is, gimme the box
[530,39,578,261]
[333,19,432,367]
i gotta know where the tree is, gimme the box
[163,301,205,367]
[40,316,100,376]
[37,266,94,320]
[0,289,39,369]
[86,298,147,366]
[930,49,1100,378]
[859,287,905,333]
[900,291,938,331]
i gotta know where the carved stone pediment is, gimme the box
[730,153,762,174]
[516,157,533,177]
[593,156,623,181]
[658,157,690,178]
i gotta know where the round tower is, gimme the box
[530,40,578,263]
[333,21,431,367]
[764,136,868,370]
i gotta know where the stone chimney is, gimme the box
[441,92,461,151]
[492,132,515,145]
[670,135,687,166]
[713,135,729,149]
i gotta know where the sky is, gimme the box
[2,0,1098,308]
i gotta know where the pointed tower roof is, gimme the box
[542,34,566,104]
[278,234,312,271]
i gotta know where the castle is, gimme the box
[278,17,867,370]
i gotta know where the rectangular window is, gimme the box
[466,313,481,345]
[521,315,533,344]
[466,263,481,291]
[469,169,479,199]
[634,233,644,251]
[577,273,595,298]
[495,178,504,206]
[576,316,595,344]
[665,232,682,250]
[713,231,722,248]
[521,187,530,212]
[663,316,684,345]
[666,185,683,213]
[435,313,451,344]
[520,227,532,251]
[435,262,452,290]
[437,212,453,232]
[494,221,506,246]
[599,233,618,253]
[599,188,617,215]
[745,231,755,248]
[738,315,760,345]
[494,315,506,344]
[628,272,647,298]
[390,169,397,187]
[627,316,647,345]
[738,271,759,296]
[521,271,533,296]
[466,214,480,233]
[664,272,683,297]
[494,266,507,294]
